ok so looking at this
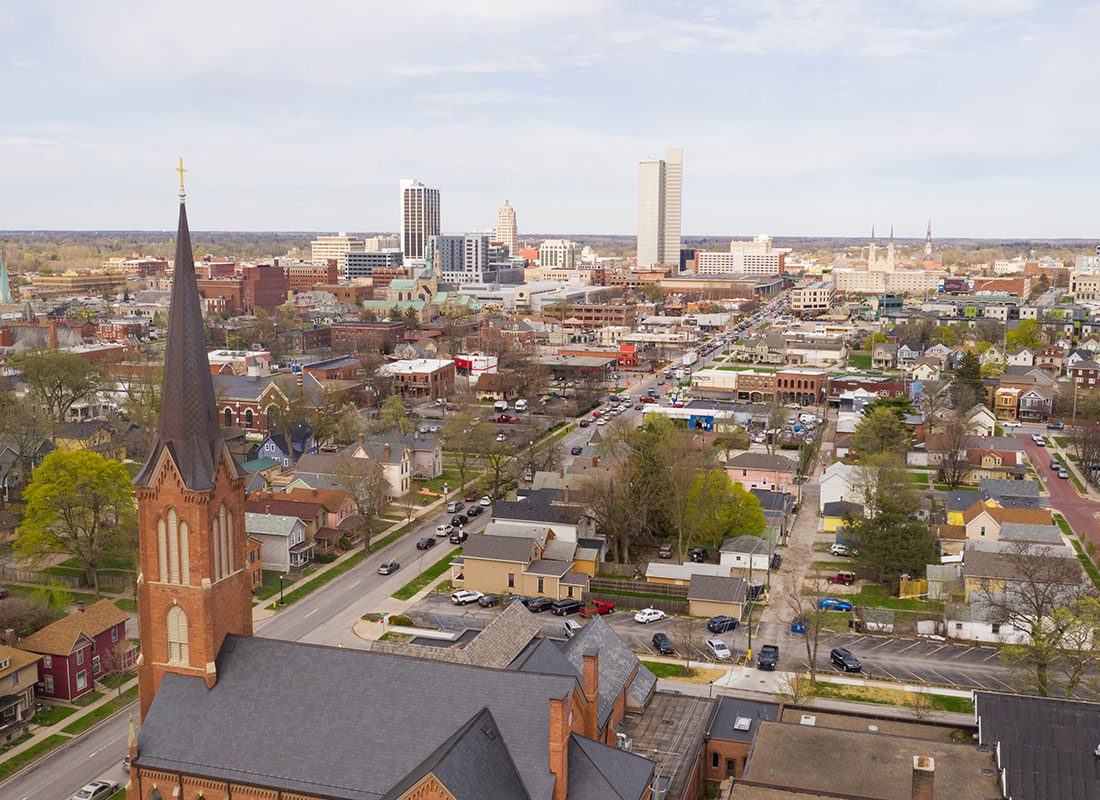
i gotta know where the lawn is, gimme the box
[0,734,71,781]
[906,472,930,487]
[274,551,368,608]
[848,353,873,370]
[62,686,138,735]
[848,584,943,613]
[1054,515,1100,591]
[813,682,974,715]
[811,560,853,572]
[32,704,78,727]
[416,468,463,495]
[392,550,460,600]
[640,660,725,684]
[933,483,977,492]
[0,731,32,755]
[254,569,300,602]
[72,690,104,707]
[1054,436,1069,448]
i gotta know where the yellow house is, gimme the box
[962,502,1053,542]
[822,500,863,533]
[53,420,126,461]
[455,531,593,601]
[947,497,997,527]
[686,574,748,618]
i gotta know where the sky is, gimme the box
[1,1,1097,237]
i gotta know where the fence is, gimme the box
[585,590,688,615]
[0,565,133,592]
[589,577,689,597]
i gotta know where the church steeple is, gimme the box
[923,219,934,257]
[0,251,12,305]
[135,163,252,722]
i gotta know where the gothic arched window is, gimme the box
[166,606,188,664]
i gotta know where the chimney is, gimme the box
[559,466,564,478]
[548,695,570,800]
[311,488,317,497]
[265,504,271,515]
[77,601,86,613]
[563,486,570,504]
[582,651,600,740]
[3,628,14,647]
[591,455,598,468]
[358,432,364,447]
[384,443,391,461]
[911,756,935,800]
[48,318,58,349]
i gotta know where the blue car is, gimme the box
[818,597,853,612]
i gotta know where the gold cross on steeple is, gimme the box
[176,156,187,202]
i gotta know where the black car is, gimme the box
[508,594,530,606]
[570,446,583,456]
[416,537,436,550]
[478,594,501,608]
[467,505,484,517]
[551,599,583,616]
[652,633,674,655]
[689,547,709,563]
[707,615,739,633]
[770,553,782,569]
[377,561,400,575]
[451,514,468,526]
[526,597,554,613]
[449,530,468,544]
[830,646,862,672]
[579,419,590,428]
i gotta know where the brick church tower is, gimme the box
[134,167,253,720]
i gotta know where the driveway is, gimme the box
[1017,434,1100,547]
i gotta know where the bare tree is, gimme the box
[775,672,813,705]
[784,575,835,687]
[442,411,492,491]
[980,540,1097,697]
[331,456,390,553]
[764,395,788,456]
[579,461,643,564]
[99,640,134,699]
[934,406,977,490]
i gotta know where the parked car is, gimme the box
[592,410,603,418]
[496,432,507,442]
[579,419,590,427]
[122,755,130,772]
[1059,469,1070,479]
[451,514,468,526]
[829,543,856,557]
[658,543,674,559]
[73,782,119,800]
[497,414,517,423]
[826,571,856,586]
[551,599,584,616]
[596,418,607,426]
[580,599,616,616]
[818,597,853,612]
[705,638,733,661]
[830,646,862,672]
[652,632,674,654]
[435,524,454,537]
[1048,420,1065,430]
[563,619,583,638]
[446,501,464,513]
[640,396,657,403]
[507,594,530,606]
[1051,458,1060,469]
[635,608,667,624]
[478,594,500,608]
[570,445,583,456]
[688,547,708,563]
[757,644,779,670]
[770,553,782,569]
[449,531,468,544]
[1003,421,1022,428]
[470,505,486,518]
[1032,434,1045,445]
[480,496,492,506]
[451,590,483,605]
[707,615,740,633]
[0,587,8,600]
[377,561,400,575]
[526,597,554,613]
[416,537,436,550]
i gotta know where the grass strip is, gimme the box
[392,550,460,601]
[848,584,944,612]
[61,686,138,735]
[273,551,368,608]
[0,734,71,781]
[1054,453,1087,493]
[1054,514,1100,591]
[591,587,686,603]
[812,682,974,714]
[641,660,697,679]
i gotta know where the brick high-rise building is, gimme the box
[133,175,253,721]
[240,263,289,313]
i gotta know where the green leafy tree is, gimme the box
[932,326,959,346]
[846,506,935,586]
[851,407,910,461]
[13,350,104,422]
[17,450,135,592]
[950,352,985,408]
[376,394,413,435]
[684,470,765,550]
[863,332,886,352]
[1006,319,1044,350]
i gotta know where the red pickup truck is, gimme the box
[826,572,855,586]
[580,600,616,616]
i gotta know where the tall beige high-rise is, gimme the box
[496,201,517,254]
[636,148,682,268]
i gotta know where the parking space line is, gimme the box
[980,649,1003,662]
[868,662,898,681]
[869,638,897,651]
[926,668,958,687]
[896,641,923,654]
[926,645,947,658]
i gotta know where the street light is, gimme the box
[278,574,286,607]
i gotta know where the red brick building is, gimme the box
[331,320,406,351]
[194,257,237,279]
[20,599,130,702]
[241,263,290,313]
[98,317,150,342]
[775,369,827,405]
[286,262,338,292]
[826,376,907,403]
[196,277,243,314]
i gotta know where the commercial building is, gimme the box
[378,358,456,400]
[496,200,517,253]
[834,268,945,295]
[637,147,683,268]
[28,272,129,298]
[790,280,835,314]
[285,261,338,291]
[696,235,783,276]
[539,239,580,269]
[345,249,404,278]
[240,263,290,313]
[399,178,440,259]
[309,233,365,267]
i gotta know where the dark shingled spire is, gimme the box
[135,180,227,491]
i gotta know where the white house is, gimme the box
[718,535,772,573]
[819,461,859,514]
[1006,348,1035,367]
[245,512,311,572]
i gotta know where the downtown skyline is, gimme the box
[1,1,1098,237]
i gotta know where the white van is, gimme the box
[494,400,509,412]
[514,399,528,412]
[563,619,582,639]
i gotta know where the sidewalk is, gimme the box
[0,675,138,766]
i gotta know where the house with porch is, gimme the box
[245,511,312,572]
[453,529,595,600]
[0,643,41,744]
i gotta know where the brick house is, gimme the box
[726,452,800,498]
[379,358,456,400]
[705,697,779,781]
[280,486,355,528]
[20,599,130,702]
[245,536,263,591]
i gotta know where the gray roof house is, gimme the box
[244,511,311,572]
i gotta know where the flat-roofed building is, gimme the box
[790,280,834,314]
[310,233,365,267]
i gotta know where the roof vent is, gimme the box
[799,715,816,726]
[481,724,497,741]
[869,725,879,733]
[1094,745,1100,759]
[734,717,752,731]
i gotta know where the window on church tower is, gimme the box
[167,605,189,664]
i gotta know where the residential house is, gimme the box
[492,488,596,542]
[0,510,18,545]
[1006,347,1036,367]
[256,426,317,468]
[279,486,354,528]
[750,488,796,542]
[1035,345,1065,375]
[966,404,997,437]
[896,341,925,368]
[871,342,897,370]
[0,642,41,744]
[992,385,1021,420]
[244,492,326,543]
[718,535,772,574]
[245,511,312,571]
[924,342,954,360]
[818,460,858,513]
[980,345,1005,371]
[726,452,799,498]
[378,358,455,400]
[908,357,942,382]
[454,531,593,600]
[473,371,521,402]
[357,431,442,480]
[1069,359,1100,389]
[732,333,786,365]
[962,502,1053,541]
[686,574,748,618]
[1019,385,1055,421]
[822,500,863,532]
[965,449,1027,484]
[20,599,129,702]
[294,446,410,497]
[52,420,126,461]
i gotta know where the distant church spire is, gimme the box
[923,219,934,257]
[871,225,876,243]
[0,250,12,305]
[134,158,226,491]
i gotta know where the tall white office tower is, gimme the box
[400,179,441,259]
[636,148,683,268]
[496,201,517,254]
